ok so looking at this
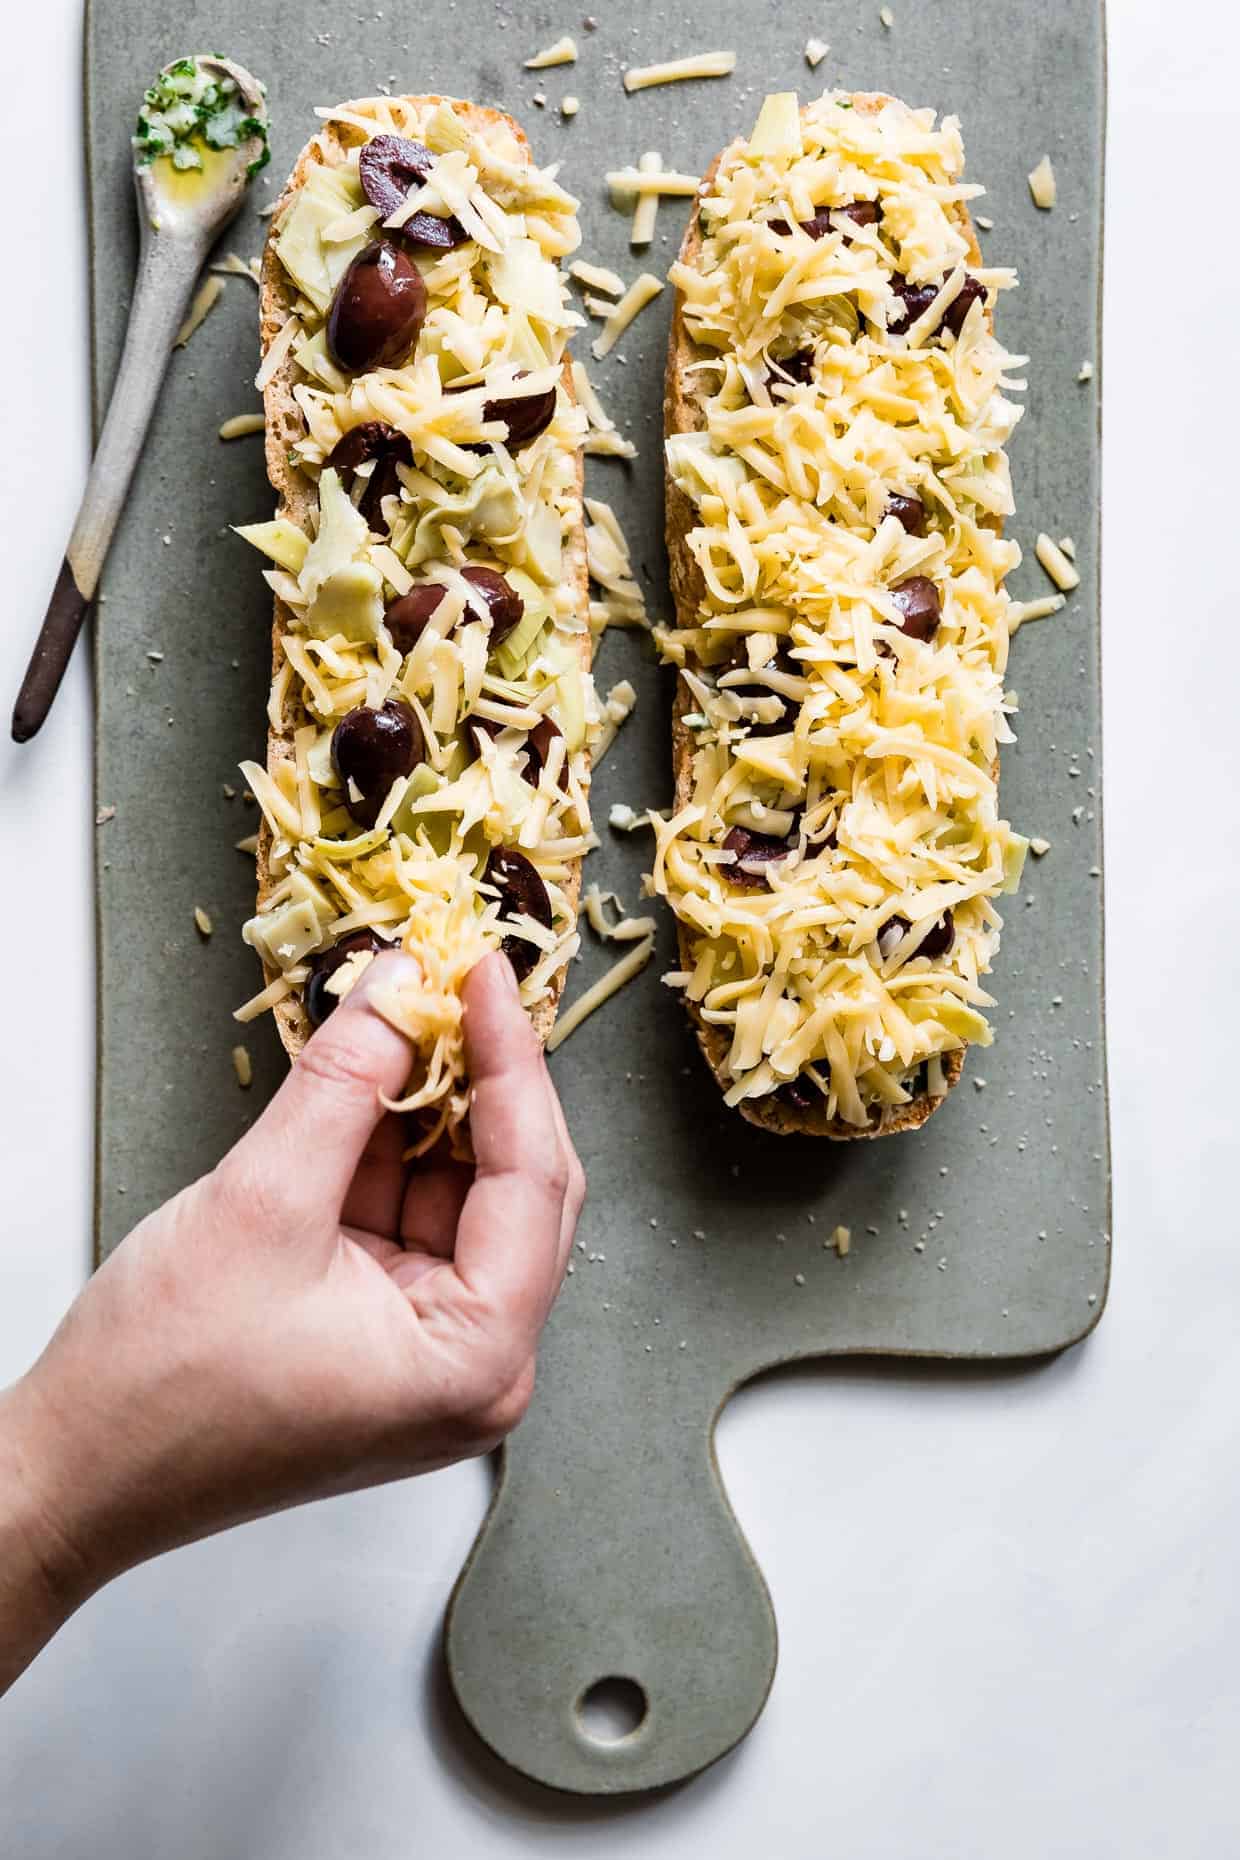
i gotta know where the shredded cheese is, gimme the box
[631,152,663,247]
[562,97,580,119]
[623,52,736,92]
[525,35,578,67]
[1034,533,1080,592]
[805,38,829,67]
[238,98,600,1147]
[606,167,702,201]
[219,412,266,440]
[592,271,664,359]
[194,906,214,938]
[231,1044,254,1088]
[655,91,1028,1125]
[175,275,224,348]
[570,258,626,296]
[1027,155,1057,210]
[210,251,262,287]
[546,935,656,1051]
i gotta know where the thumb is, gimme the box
[225,950,420,1224]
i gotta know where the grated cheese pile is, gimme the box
[654,91,1029,1127]
[236,97,601,1146]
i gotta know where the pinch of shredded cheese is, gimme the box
[570,258,626,296]
[655,91,1028,1125]
[238,98,600,1148]
[623,52,736,93]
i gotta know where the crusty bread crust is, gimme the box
[254,96,590,1057]
[662,93,989,1138]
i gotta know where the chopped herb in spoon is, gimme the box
[135,58,269,175]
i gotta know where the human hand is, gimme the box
[2,951,584,1642]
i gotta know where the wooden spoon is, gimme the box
[12,54,268,742]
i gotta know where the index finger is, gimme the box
[449,953,573,1334]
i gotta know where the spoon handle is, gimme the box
[12,227,209,741]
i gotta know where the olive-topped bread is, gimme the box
[656,91,1029,1137]
[236,96,594,1150]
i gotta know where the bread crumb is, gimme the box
[231,1045,253,1089]
[193,906,214,939]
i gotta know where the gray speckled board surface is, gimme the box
[88,0,1107,1797]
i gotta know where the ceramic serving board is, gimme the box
[88,0,1107,1796]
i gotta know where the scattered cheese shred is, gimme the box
[583,883,658,943]
[585,497,649,629]
[592,271,664,358]
[631,152,664,247]
[606,167,702,201]
[879,5,894,25]
[572,359,638,459]
[194,906,214,938]
[1030,837,1051,857]
[210,251,262,288]
[1034,533,1080,592]
[562,96,580,118]
[1078,359,1094,382]
[546,935,656,1051]
[1008,592,1065,631]
[623,51,736,92]
[254,314,302,391]
[174,276,224,349]
[570,258,626,296]
[832,1224,851,1256]
[219,412,266,440]
[1027,155,1057,210]
[231,1044,254,1088]
[525,35,578,67]
[805,38,829,67]
[594,679,638,764]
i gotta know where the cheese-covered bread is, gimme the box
[657,91,1028,1137]
[236,96,595,1151]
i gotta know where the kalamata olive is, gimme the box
[527,716,571,793]
[887,271,985,339]
[486,846,553,981]
[305,929,394,1028]
[331,697,425,826]
[327,241,427,375]
[940,273,986,337]
[771,199,879,240]
[358,134,467,249]
[327,421,413,532]
[722,824,797,890]
[889,575,941,641]
[886,492,927,537]
[461,565,524,645]
[765,347,815,395]
[886,274,942,336]
[482,377,558,451]
[879,910,955,961]
[384,583,445,655]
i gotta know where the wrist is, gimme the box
[1,1372,105,1615]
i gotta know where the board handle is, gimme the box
[445,1365,776,1795]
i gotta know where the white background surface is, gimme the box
[2,3,1237,1853]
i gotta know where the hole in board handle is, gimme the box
[574,1676,649,1745]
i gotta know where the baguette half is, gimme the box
[249,96,590,1069]
[662,92,1010,1138]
